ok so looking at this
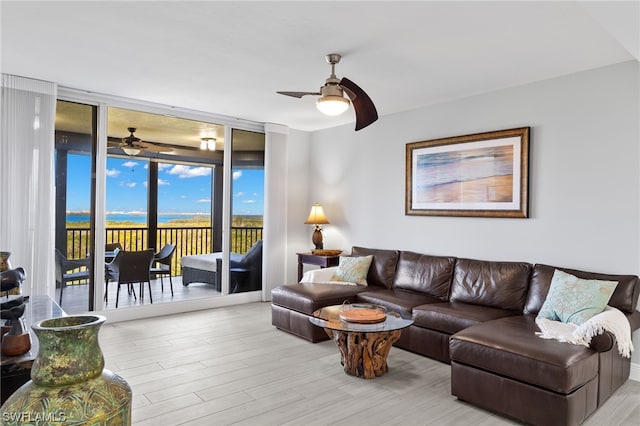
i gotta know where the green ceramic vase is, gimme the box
[0,315,132,425]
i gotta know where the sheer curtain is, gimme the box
[0,74,57,297]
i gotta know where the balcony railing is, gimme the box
[65,226,262,276]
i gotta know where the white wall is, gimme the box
[298,61,640,368]
[284,128,313,284]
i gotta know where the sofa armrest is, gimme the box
[589,331,614,353]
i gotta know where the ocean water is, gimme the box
[66,213,209,224]
[416,145,513,189]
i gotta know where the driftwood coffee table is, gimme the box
[310,304,413,379]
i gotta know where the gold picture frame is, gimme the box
[405,127,530,218]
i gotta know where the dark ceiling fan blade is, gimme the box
[277,91,321,98]
[339,77,378,131]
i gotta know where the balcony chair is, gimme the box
[105,242,123,252]
[105,249,154,308]
[55,249,90,307]
[105,242,123,262]
[150,244,176,297]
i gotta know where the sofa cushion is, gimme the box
[449,315,599,394]
[351,246,399,288]
[412,302,518,335]
[526,263,640,315]
[537,269,618,325]
[450,258,531,311]
[331,255,373,286]
[393,251,455,300]
[271,283,365,315]
[356,288,440,319]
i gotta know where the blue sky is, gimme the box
[66,154,264,215]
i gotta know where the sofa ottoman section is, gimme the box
[271,304,329,343]
[451,361,598,426]
[450,315,601,425]
[271,283,366,342]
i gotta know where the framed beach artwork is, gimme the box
[405,127,530,218]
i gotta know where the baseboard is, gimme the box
[631,362,640,382]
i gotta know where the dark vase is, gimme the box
[0,315,132,425]
[0,252,10,272]
[0,252,19,297]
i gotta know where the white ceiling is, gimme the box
[1,1,638,132]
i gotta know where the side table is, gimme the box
[296,252,340,281]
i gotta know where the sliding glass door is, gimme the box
[55,98,265,313]
[54,100,97,313]
[228,129,265,294]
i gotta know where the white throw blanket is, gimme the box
[299,266,358,286]
[535,306,633,358]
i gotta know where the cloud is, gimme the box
[180,195,187,199]
[158,163,172,171]
[142,179,168,187]
[234,192,246,197]
[167,165,212,178]
[233,170,242,180]
[243,200,256,204]
[106,169,120,178]
[196,198,211,203]
[126,182,137,188]
[123,161,138,168]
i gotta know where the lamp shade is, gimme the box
[304,203,330,225]
[316,95,350,116]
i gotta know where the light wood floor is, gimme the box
[99,302,640,426]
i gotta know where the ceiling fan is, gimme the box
[111,127,173,156]
[277,53,378,131]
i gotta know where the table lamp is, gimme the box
[304,203,330,250]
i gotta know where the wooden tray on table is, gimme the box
[339,304,387,324]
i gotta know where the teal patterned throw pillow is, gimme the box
[330,255,373,286]
[537,269,618,325]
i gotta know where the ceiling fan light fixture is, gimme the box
[201,137,216,151]
[316,95,350,116]
[122,146,141,156]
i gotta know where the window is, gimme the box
[55,101,265,312]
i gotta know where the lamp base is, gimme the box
[312,228,324,250]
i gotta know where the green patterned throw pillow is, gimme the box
[330,255,373,286]
[537,269,618,325]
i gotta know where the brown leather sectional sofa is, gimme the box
[271,246,640,426]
